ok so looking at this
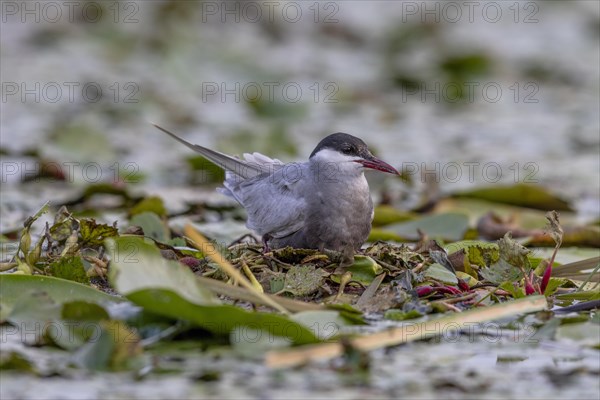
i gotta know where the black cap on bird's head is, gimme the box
[310,132,399,175]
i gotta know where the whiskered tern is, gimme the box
[154,124,399,265]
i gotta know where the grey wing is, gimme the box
[154,124,271,179]
[223,163,307,238]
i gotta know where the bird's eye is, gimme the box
[342,146,354,154]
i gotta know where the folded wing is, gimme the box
[221,163,308,239]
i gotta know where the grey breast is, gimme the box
[271,162,374,252]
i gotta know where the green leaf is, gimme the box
[385,213,469,242]
[291,310,348,340]
[61,301,110,321]
[331,256,383,285]
[555,322,600,348]
[79,219,118,246]
[482,259,523,285]
[106,237,217,305]
[129,212,170,242]
[0,351,35,373]
[384,309,424,321]
[445,240,499,268]
[556,291,600,302]
[543,278,565,296]
[282,266,327,296]
[48,256,90,284]
[5,292,62,341]
[106,237,320,345]
[0,274,122,317]
[481,233,531,284]
[23,201,50,230]
[372,205,417,227]
[424,263,458,285]
[499,282,525,298]
[126,288,319,345]
[71,320,142,371]
[129,196,167,218]
[497,232,531,269]
[453,184,572,211]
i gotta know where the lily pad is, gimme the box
[385,213,469,241]
[129,212,170,242]
[129,196,167,218]
[48,256,90,284]
[423,263,458,285]
[282,266,327,296]
[71,320,143,371]
[372,205,417,227]
[0,274,123,315]
[291,310,348,340]
[555,322,600,348]
[331,256,383,285]
[79,219,119,246]
[453,184,572,211]
[106,237,320,345]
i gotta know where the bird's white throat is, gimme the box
[310,148,364,174]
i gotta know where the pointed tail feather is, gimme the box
[152,124,265,179]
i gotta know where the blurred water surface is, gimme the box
[1,1,599,218]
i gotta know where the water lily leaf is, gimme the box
[48,256,90,284]
[456,271,479,287]
[230,326,291,358]
[106,237,320,345]
[368,228,404,242]
[5,292,62,341]
[384,309,424,321]
[481,233,531,284]
[106,237,217,305]
[282,266,327,296]
[0,351,35,372]
[82,183,130,200]
[372,205,417,227]
[331,256,383,285]
[556,291,600,302]
[543,277,564,296]
[482,259,523,285]
[423,263,458,284]
[79,219,118,246]
[49,219,73,242]
[499,281,525,298]
[126,288,319,345]
[129,196,167,218]
[61,301,110,321]
[129,212,170,242]
[291,310,348,340]
[0,274,122,316]
[385,213,469,241]
[454,184,572,211]
[71,320,142,371]
[555,322,600,348]
[1,275,122,348]
[445,240,499,268]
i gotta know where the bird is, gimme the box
[153,124,399,265]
